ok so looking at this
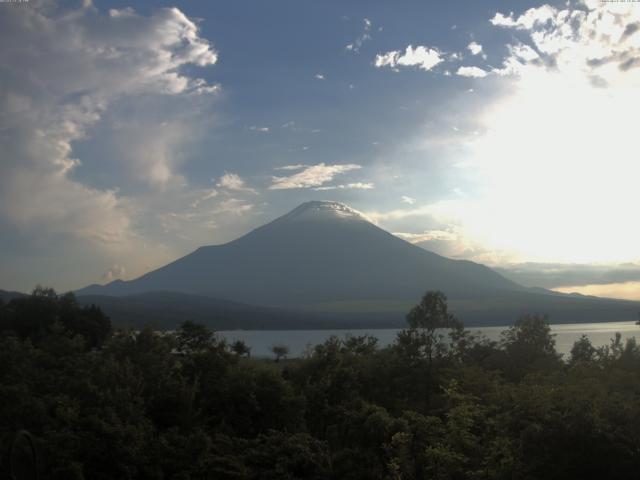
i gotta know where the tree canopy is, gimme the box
[2,288,640,479]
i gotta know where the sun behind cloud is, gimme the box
[415,1,640,265]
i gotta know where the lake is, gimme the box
[218,321,640,359]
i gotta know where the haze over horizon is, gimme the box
[1,0,639,300]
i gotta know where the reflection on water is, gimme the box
[218,321,640,359]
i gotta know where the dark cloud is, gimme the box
[496,263,640,289]
[622,22,640,41]
[589,75,608,88]
[619,56,640,72]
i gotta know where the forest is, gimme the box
[2,287,640,479]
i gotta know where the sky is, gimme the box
[1,0,640,299]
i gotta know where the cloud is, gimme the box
[92,100,217,188]
[489,2,640,79]
[553,281,640,301]
[390,223,500,262]
[509,43,540,62]
[375,51,400,69]
[406,2,640,265]
[190,187,218,208]
[102,264,126,281]
[496,263,640,289]
[249,126,270,132]
[365,205,436,224]
[203,190,219,200]
[346,18,373,53]
[0,2,220,288]
[216,173,257,194]
[495,262,640,301]
[401,196,416,205]
[211,198,255,215]
[315,73,325,80]
[467,41,483,55]
[157,194,256,241]
[490,12,519,28]
[313,182,374,191]
[490,6,556,30]
[269,163,362,190]
[275,164,309,171]
[456,66,488,78]
[375,45,443,71]
[622,21,640,41]
[394,230,458,244]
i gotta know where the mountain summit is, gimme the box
[77,201,640,325]
[78,200,517,302]
[275,201,371,224]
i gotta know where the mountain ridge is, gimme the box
[77,201,521,302]
[75,201,640,326]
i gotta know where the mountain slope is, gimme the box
[77,291,397,330]
[77,201,521,305]
[77,201,640,325]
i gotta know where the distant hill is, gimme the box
[76,291,403,330]
[0,289,27,302]
[77,201,640,327]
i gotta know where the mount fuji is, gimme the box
[77,201,640,327]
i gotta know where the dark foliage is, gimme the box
[0,286,111,349]
[2,288,640,479]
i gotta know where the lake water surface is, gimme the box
[218,321,640,359]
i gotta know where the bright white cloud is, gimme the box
[375,51,400,68]
[456,66,488,78]
[269,163,362,190]
[490,6,556,30]
[375,45,443,71]
[490,12,518,28]
[467,41,483,55]
[216,173,257,194]
[401,196,416,205]
[249,126,270,132]
[315,73,325,80]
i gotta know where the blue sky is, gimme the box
[2,0,640,298]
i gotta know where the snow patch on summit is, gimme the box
[278,201,371,223]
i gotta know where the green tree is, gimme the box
[176,320,217,354]
[500,314,561,380]
[231,339,251,358]
[58,292,111,348]
[243,431,332,479]
[271,344,290,362]
[403,291,462,368]
[570,334,597,365]
[342,334,379,356]
[0,287,111,349]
